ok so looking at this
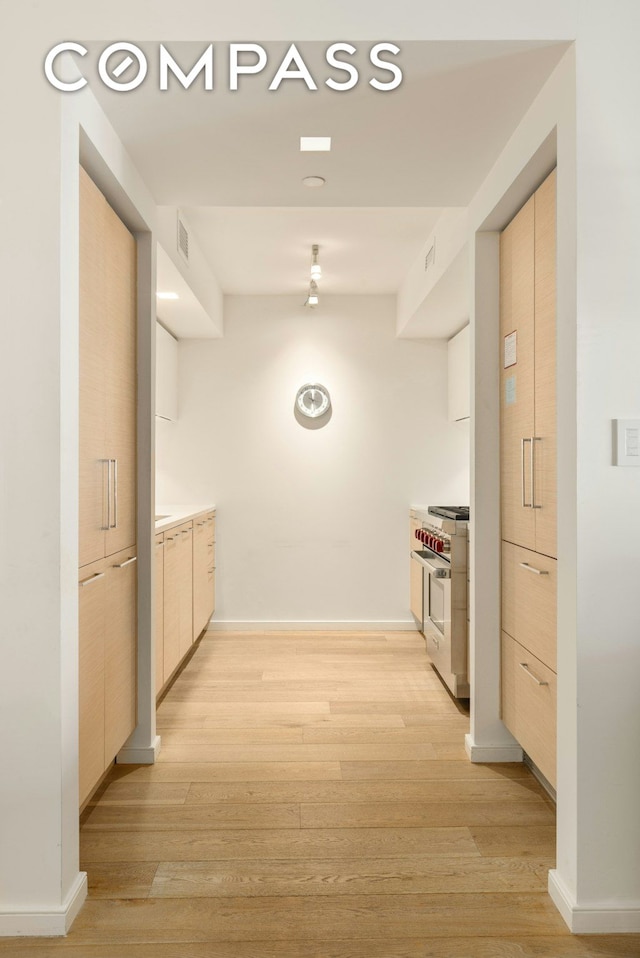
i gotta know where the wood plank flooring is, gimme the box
[3,630,640,957]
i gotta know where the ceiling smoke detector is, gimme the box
[302,176,326,188]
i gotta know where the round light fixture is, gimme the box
[302,176,326,188]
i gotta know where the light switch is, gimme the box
[613,419,640,466]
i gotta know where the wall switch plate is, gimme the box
[613,419,640,465]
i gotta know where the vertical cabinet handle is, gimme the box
[103,459,118,529]
[102,459,111,530]
[521,438,532,508]
[112,459,118,528]
[532,437,542,509]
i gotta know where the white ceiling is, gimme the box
[181,207,442,295]
[89,40,568,297]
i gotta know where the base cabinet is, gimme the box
[155,534,165,694]
[193,512,216,640]
[162,522,192,685]
[501,632,557,788]
[157,509,216,697]
[78,547,137,806]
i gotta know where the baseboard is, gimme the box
[548,870,640,933]
[0,871,87,937]
[464,734,524,763]
[208,620,419,632]
[116,735,161,765]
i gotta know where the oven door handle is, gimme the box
[411,551,451,579]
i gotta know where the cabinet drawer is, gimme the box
[502,540,556,670]
[501,631,556,788]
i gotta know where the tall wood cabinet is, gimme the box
[500,169,557,789]
[78,166,138,806]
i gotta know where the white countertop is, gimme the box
[155,504,216,533]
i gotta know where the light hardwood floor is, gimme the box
[3,631,640,957]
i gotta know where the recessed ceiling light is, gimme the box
[157,291,179,300]
[300,137,332,152]
[302,176,326,188]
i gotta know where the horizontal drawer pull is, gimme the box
[156,540,164,547]
[80,572,105,587]
[113,556,137,569]
[519,661,548,686]
[182,530,192,536]
[519,562,549,576]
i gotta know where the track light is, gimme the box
[310,244,321,281]
[305,279,319,308]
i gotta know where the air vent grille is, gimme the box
[424,240,436,272]
[177,214,189,264]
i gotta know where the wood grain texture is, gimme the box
[533,168,557,558]
[9,631,638,954]
[2,938,640,958]
[500,194,536,550]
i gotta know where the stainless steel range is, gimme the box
[410,506,469,698]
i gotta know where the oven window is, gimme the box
[429,575,446,636]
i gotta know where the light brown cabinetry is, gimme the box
[78,165,138,805]
[155,534,164,695]
[79,166,136,566]
[161,520,194,687]
[78,547,137,806]
[156,510,217,697]
[500,170,556,558]
[193,512,216,641]
[500,168,557,788]
[501,632,556,786]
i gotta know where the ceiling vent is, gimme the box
[177,212,189,265]
[424,239,436,273]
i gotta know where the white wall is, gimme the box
[157,295,469,627]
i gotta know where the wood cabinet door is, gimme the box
[155,534,165,695]
[192,518,209,640]
[79,168,107,567]
[501,632,556,788]
[500,195,536,551]
[501,541,556,670]
[178,525,194,659]
[104,547,137,762]
[104,198,137,558]
[78,558,107,806]
[534,169,557,558]
[162,530,182,683]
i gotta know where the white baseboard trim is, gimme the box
[116,735,161,765]
[464,734,524,763]
[208,620,419,632]
[548,869,640,933]
[0,871,87,938]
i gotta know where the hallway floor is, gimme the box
[3,631,640,956]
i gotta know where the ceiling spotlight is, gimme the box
[305,279,319,309]
[310,244,321,281]
[302,175,326,188]
[300,137,332,152]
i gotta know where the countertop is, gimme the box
[155,504,216,534]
